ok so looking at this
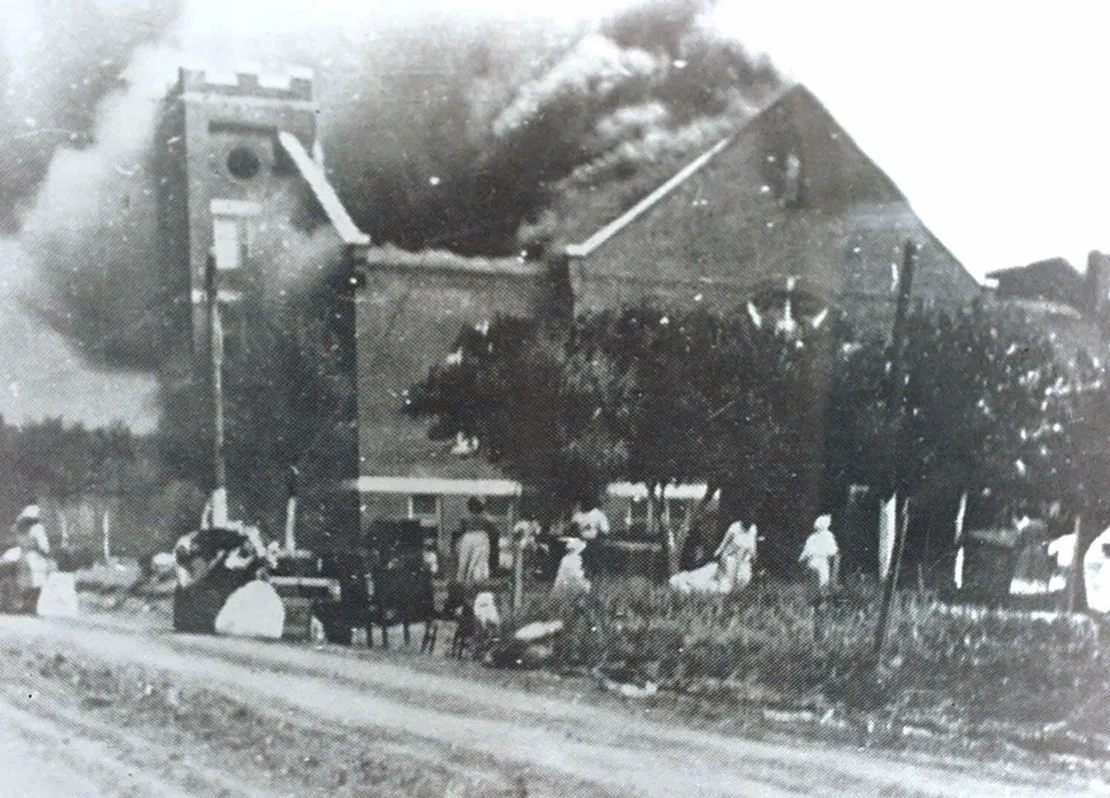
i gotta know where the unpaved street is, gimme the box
[0,611,1101,797]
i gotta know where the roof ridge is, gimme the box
[565,84,799,259]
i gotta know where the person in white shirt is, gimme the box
[553,537,591,596]
[571,500,610,542]
[799,514,839,592]
[1083,525,1110,614]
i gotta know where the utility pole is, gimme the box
[1065,352,1093,614]
[873,240,918,659]
[206,253,229,528]
[284,465,299,552]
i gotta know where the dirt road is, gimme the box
[0,612,1102,797]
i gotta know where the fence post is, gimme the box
[513,537,525,611]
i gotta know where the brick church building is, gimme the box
[155,68,978,553]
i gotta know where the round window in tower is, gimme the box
[226,145,261,180]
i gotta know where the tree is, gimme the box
[825,301,1072,583]
[406,297,1087,581]
[157,264,358,545]
[405,300,840,574]
[404,315,625,521]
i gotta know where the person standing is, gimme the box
[799,514,840,593]
[716,518,758,591]
[552,537,591,596]
[455,497,493,587]
[571,497,610,578]
[571,498,610,542]
[12,505,53,613]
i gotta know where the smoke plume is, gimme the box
[0,0,781,446]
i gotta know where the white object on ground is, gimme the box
[669,562,730,594]
[1084,527,1110,613]
[36,572,78,618]
[514,619,565,642]
[214,580,285,639]
[473,591,500,630]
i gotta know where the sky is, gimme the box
[1,0,1107,432]
[710,2,1110,276]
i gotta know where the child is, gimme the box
[799,514,839,592]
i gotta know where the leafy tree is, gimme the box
[406,296,1093,581]
[157,266,358,546]
[405,301,840,574]
[825,301,1072,583]
[404,316,624,520]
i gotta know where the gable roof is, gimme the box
[564,131,742,259]
[986,257,1086,310]
[563,84,970,295]
[565,85,794,259]
[277,130,370,247]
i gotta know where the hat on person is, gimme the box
[16,505,41,523]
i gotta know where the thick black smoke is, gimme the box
[6,2,783,360]
[1,0,782,534]
[322,0,783,255]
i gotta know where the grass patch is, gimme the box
[503,576,1108,728]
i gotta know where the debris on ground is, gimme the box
[513,619,564,642]
[482,638,556,670]
[592,665,658,699]
[213,579,286,639]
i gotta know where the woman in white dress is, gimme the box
[669,518,757,594]
[715,519,758,591]
[553,537,591,596]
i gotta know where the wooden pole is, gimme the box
[873,240,918,659]
[284,466,299,552]
[206,253,228,528]
[1066,514,1082,613]
[513,537,525,611]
